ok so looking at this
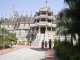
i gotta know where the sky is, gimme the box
[0,0,67,17]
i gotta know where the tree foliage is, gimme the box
[0,28,17,47]
[63,0,80,46]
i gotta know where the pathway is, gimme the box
[0,45,46,60]
[0,45,59,60]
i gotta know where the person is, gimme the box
[10,41,14,48]
[29,40,32,46]
[45,41,47,48]
[41,40,44,49]
[49,39,52,49]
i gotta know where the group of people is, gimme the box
[41,39,52,49]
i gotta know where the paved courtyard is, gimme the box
[0,46,47,60]
[0,45,59,60]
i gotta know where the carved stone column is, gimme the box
[39,26,40,34]
[51,27,52,32]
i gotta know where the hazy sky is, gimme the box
[0,0,67,17]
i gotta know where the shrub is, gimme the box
[54,40,80,60]
[17,41,28,45]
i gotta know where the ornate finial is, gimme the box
[44,0,48,7]
[12,0,16,17]
[46,0,48,4]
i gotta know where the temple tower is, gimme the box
[30,1,57,45]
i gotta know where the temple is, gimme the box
[30,3,57,45]
[0,1,58,45]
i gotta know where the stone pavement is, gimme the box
[0,45,31,55]
[0,46,46,60]
[0,45,59,60]
[45,49,59,60]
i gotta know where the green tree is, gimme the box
[0,27,17,49]
[57,8,71,41]
[64,0,80,46]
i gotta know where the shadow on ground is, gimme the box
[30,48,47,51]
[40,58,45,60]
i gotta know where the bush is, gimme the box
[0,45,10,50]
[54,40,80,60]
[0,46,3,50]
[5,45,10,48]
[17,41,29,45]
[17,41,25,45]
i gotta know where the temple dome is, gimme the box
[39,1,52,12]
[39,5,52,12]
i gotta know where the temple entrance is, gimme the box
[40,27,46,33]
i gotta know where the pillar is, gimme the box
[40,18,41,23]
[35,27,36,34]
[46,11,48,22]
[51,27,52,32]
[39,26,40,34]
[40,11,42,15]
[46,26,47,32]
[30,27,32,33]
[51,19,52,23]
[45,26,47,41]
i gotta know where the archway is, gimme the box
[40,27,46,33]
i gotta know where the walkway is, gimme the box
[45,49,59,60]
[0,45,31,55]
[0,45,59,60]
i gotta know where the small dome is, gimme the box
[39,1,52,12]
[39,5,52,12]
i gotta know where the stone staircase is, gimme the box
[32,33,40,45]
[32,33,45,46]
[39,34,45,45]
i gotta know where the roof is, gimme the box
[39,2,52,12]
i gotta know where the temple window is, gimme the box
[36,27,39,30]
[41,18,46,21]
[41,12,46,15]
[37,13,40,16]
[48,19,51,22]
[37,19,39,22]
[32,27,34,31]
[36,12,40,16]
[48,13,51,16]
[47,27,51,31]
[52,27,56,31]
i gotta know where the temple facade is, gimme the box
[0,3,59,45]
[30,5,57,45]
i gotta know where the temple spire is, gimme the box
[46,0,48,5]
[12,0,16,17]
[44,0,48,7]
